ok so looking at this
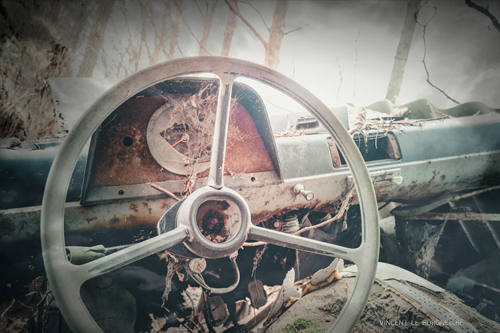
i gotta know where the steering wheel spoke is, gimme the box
[207,72,238,189]
[75,226,188,283]
[248,226,359,263]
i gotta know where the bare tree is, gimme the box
[385,0,422,103]
[221,0,238,56]
[465,0,500,33]
[138,0,172,65]
[57,1,95,77]
[110,0,142,77]
[68,2,92,53]
[226,0,305,70]
[77,0,115,77]
[198,0,218,55]
[265,0,288,69]
[104,0,184,78]
[166,0,184,60]
[177,0,218,56]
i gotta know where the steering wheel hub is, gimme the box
[176,186,251,259]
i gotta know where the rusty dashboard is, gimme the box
[81,78,281,205]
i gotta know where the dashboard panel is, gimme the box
[82,78,280,204]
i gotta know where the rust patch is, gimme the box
[327,140,342,167]
[84,216,97,224]
[398,171,439,199]
[91,95,173,187]
[129,203,139,212]
[88,81,275,189]
[373,185,393,202]
[126,215,139,225]
[80,214,160,234]
[224,102,275,175]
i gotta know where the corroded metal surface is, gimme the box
[2,148,500,244]
[0,199,174,243]
[2,149,500,244]
[89,81,275,189]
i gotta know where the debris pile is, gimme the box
[200,209,229,243]
[0,276,48,333]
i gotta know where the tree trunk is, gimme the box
[264,0,289,70]
[69,1,90,52]
[199,0,218,56]
[221,0,237,56]
[166,0,183,59]
[60,1,89,76]
[385,0,421,103]
[77,0,115,77]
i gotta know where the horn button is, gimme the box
[197,199,240,243]
[176,186,251,259]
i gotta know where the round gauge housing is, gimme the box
[147,101,214,175]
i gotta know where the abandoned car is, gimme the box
[1,57,500,332]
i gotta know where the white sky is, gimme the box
[83,0,500,109]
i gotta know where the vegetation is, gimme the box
[282,317,322,333]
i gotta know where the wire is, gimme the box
[209,257,240,294]
[189,257,241,294]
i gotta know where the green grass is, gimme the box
[282,317,323,333]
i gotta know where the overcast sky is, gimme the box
[86,0,500,109]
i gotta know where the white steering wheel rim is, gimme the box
[41,56,379,333]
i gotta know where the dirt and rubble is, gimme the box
[0,277,47,333]
[200,209,229,243]
[267,276,500,333]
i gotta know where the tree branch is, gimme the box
[175,1,201,44]
[151,183,180,201]
[221,0,237,56]
[421,35,460,104]
[165,1,182,60]
[193,0,204,18]
[177,44,185,57]
[417,6,460,104]
[284,24,308,35]
[185,23,201,43]
[177,44,185,56]
[240,0,270,30]
[198,0,218,55]
[77,0,115,77]
[465,0,500,33]
[225,0,267,47]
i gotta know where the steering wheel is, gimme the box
[41,57,379,333]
